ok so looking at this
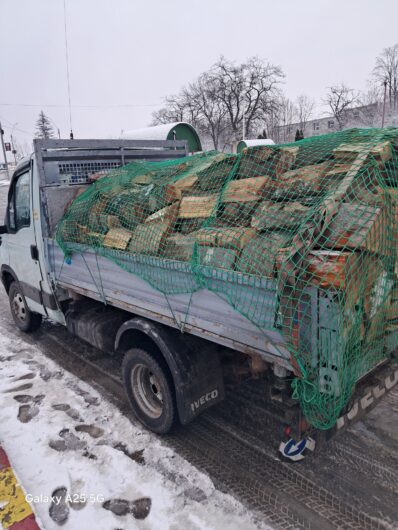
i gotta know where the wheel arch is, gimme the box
[1,265,17,294]
[115,317,225,424]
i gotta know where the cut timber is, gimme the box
[129,222,171,254]
[165,175,198,202]
[251,201,309,230]
[333,141,392,164]
[241,145,273,160]
[198,247,237,270]
[179,195,218,219]
[237,232,291,277]
[196,227,256,249]
[223,176,269,203]
[163,234,196,261]
[103,227,132,250]
[274,146,299,177]
[195,157,236,191]
[322,203,386,253]
[270,162,331,199]
[306,250,359,289]
[145,202,179,225]
[132,173,154,185]
[219,201,258,227]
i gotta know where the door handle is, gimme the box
[30,245,39,260]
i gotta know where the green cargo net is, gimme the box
[56,128,398,429]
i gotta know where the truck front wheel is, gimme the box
[122,348,177,434]
[8,281,42,333]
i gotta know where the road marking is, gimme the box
[0,448,40,529]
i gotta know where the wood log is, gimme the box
[165,175,198,202]
[219,201,258,227]
[198,247,237,270]
[196,227,256,249]
[103,227,132,250]
[195,157,236,191]
[128,222,171,254]
[321,203,386,253]
[241,146,273,160]
[237,232,291,277]
[132,173,154,185]
[223,176,270,203]
[333,141,392,164]
[163,234,196,261]
[251,201,309,230]
[306,250,359,289]
[145,202,179,225]
[179,195,218,219]
[274,146,299,177]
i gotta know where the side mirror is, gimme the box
[0,225,8,234]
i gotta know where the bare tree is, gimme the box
[357,84,383,127]
[324,84,360,130]
[277,97,297,142]
[152,56,284,150]
[296,94,315,132]
[208,57,284,141]
[373,44,398,108]
[35,110,55,139]
[152,95,186,125]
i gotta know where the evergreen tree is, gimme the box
[299,129,304,139]
[294,129,301,141]
[35,111,55,139]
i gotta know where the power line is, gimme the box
[0,116,33,136]
[0,102,160,108]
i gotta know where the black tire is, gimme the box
[8,281,42,333]
[122,347,177,434]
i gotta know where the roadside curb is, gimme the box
[0,447,41,530]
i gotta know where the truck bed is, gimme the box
[47,238,309,369]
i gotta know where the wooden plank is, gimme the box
[322,203,385,253]
[251,201,309,230]
[179,195,218,219]
[103,227,132,250]
[223,176,269,203]
[129,222,171,254]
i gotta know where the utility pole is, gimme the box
[10,134,17,165]
[382,79,388,127]
[0,122,9,179]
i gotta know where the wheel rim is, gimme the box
[131,364,164,419]
[12,291,27,322]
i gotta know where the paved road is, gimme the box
[0,181,397,529]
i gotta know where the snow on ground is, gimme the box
[0,331,270,530]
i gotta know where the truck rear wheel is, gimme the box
[9,281,42,333]
[122,347,177,434]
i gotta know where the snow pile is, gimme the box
[0,332,270,530]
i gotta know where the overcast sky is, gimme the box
[1,0,398,155]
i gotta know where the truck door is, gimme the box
[3,162,47,316]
